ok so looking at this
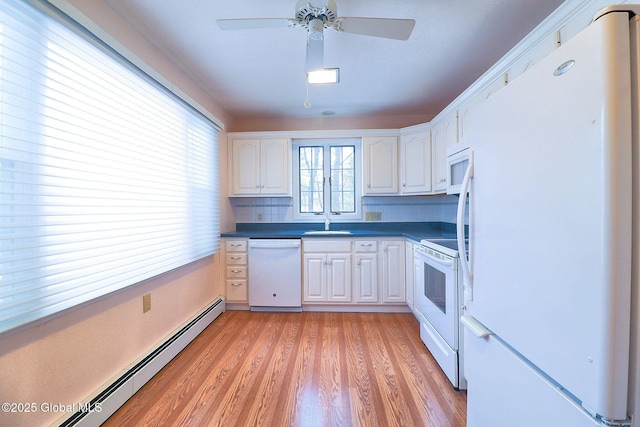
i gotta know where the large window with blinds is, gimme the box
[0,0,220,334]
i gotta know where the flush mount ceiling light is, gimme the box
[304,68,339,108]
[308,68,339,84]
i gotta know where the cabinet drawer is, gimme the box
[225,240,247,252]
[303,239,351,252]
[226,253,247,265]
[226,266,247,278]
[354,240,377,252]
[226,279,248,301]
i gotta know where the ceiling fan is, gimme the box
[217,0,416,73]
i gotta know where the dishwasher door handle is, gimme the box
[248,240,301,249]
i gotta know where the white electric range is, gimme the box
[414,238,466,390]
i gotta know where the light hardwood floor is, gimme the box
[103,311,467,427]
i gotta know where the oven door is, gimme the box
[414,246,459,349]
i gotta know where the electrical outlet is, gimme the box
[143,293,151,313]
[366,212,382,221]
[257,213,263,221]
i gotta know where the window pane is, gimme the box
[299,146,323,213]
[330,146,355,213]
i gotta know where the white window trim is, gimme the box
[292,138,362,221]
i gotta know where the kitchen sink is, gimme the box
[303,230,352,235]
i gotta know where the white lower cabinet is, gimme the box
[354,240,378,303]
[405,241,415,309]
[303,238,406,307]
[224,239,249,303]
[381,240,406,303]
[303,240,351,303]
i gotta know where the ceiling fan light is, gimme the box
[307,68,339,84]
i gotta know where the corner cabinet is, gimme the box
[362,136,398,195]
[431,114,458,193]
[229,138,291,196]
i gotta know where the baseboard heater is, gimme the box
[57,297,225,427]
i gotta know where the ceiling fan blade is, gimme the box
[333,17,415,40]
[305,36,324,73]
[217,18,298,30]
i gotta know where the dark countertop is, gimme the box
[221,222,458,243]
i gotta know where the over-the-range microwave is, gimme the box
[446,142,470,194]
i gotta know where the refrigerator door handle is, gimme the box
[456,150,473,293]
[460,314,491,338]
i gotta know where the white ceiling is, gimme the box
[103,0,566,122]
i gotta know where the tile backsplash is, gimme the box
[230,195,460,224]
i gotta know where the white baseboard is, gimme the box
[56,297,225,427]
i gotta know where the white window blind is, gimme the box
[0,0,220,334]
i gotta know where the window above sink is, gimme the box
[293,138,362,221]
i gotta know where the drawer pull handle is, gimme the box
[230,256,242,259]
[230,283,243,287]
[230,269,243,273]
[360,243,373,247]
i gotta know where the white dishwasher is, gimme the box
[248,239,302,311]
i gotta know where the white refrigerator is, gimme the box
[457,8,636,427]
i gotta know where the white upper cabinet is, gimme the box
[399,128,431,195]
[363,136,398,195]
[431,114,457,193]
[260,138,291,195]
[230,138,291,197]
